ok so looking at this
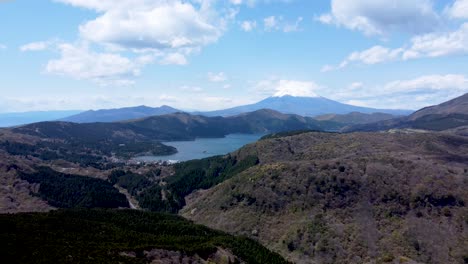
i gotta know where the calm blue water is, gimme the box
[136,134,264,162]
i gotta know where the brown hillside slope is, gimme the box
[181,131,468,264]
[409,93,468,121]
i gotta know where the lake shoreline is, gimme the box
[134,133,265,162]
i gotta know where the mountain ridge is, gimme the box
[59,95,413,124]
[12,109,341,143]
[344,93,468,132]
[61,105,181,123]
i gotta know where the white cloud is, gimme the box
[446,0,468,19]
[333,74,468,109]
[264,16,278,31]
[159,53,188,65]
[274,80,320,97]
[347,46,403,64]
[0,92,254,113]
[318,0,440,36]
[56,0,226,51]
[37,0,237,84]
[324,46,403,71]
[159,94,178,102]
[241,20,257,32]
[283,17,303,33]
[180,85,203,92]
[320,65,336,73]
[45,43,145,86]
[325,23,468,70]
[382,74,468,94]
[230,0,243,5]
[263,15,303,32]
[0,44,6,50]
[20,41,52,52]
[53,0,114,11]
[316,14,333,24]
[208,72,228,82]
[348,82,364,90]
[404,22,468,59]
[255,78,322,97]
[228,0,293,8]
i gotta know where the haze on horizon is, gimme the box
[1,0,468,113]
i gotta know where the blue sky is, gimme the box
[0,0,467,112]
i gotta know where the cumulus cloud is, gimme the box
[446,0,468,19]
[324,23,468,71]
[208,72,228,82]
[26,0,237,84]
[75,1,224,51]
[317,0,440,36]
[45,43,148,86]
[240,20,257,32]
[404,22,468,59]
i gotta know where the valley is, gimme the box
[4,1,468,263]
[0,93,467,264]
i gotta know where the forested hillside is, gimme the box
[179,131,468,264]
[0,209,288,264]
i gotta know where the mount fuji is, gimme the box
[200,95,412,117]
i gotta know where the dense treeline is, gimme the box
[109,169,154,196]
[137,155,259,213]
[260,130,320,140]
[0,139,175,168]
[19,167,129,208]
[0,209,288,264]
[0,140,104,166]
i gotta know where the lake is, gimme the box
[135,134,264,162]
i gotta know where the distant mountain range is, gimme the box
[61,105,180,123]
[344,93,468,132]
[0,110,82,128]
[13,109,341,143]
[56,95,412,124]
